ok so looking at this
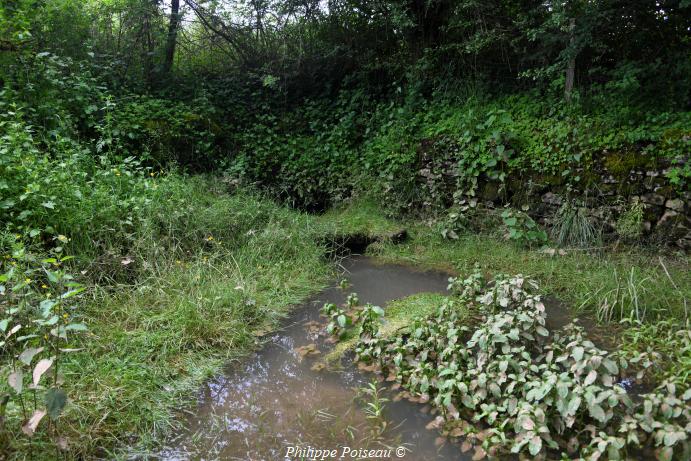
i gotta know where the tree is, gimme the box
[163,0,181,75]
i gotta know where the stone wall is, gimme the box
[512,154,689,249]
[418,143,690,250]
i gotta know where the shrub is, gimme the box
[1,242,87,452]
[348,270,690,460]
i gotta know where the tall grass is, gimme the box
[551,200,600,248]
[2,176,334,459]
[332,201,689,325]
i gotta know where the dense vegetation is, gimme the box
[0,0,689,459]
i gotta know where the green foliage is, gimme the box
[1,242,87,450]
[501,209,548,248]
[348,270,691,459]
[107,95,220,169]
[616,200,645,242]
[322,302,352,339]
[551,200,599,248]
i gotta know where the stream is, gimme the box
[153,256,470,461]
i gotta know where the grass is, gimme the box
[372,224,689,325]
[2,180,334,459]
[320,200,689,384]
[2,189,688,459]
[316,199,404,239]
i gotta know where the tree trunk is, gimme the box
[564,17,576,102]
[163,0,181,75]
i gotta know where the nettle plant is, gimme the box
[348,268,690,460]
[1,240,87,450]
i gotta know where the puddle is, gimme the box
[152,257,468,460]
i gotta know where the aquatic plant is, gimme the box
[348,270,690,460]
[322,301,352,339]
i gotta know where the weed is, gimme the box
[501,208,548,248]
[346,270,690,459]
[616,199,646,241]
[551,200,599,248]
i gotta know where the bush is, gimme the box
[107,95,221,170]
[348,269,690,460]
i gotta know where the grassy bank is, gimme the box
[1,179,334,459]
[321,200,689,380]
[323,200,689,323]
[319,201,689,459]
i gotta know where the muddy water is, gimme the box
[155,257,469,461]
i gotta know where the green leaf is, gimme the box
[528,435,542,456]
[572,346,584,361]
[584,369,597,386]
[65,323,88,332]
[567,396,581,416]
[588,403,606,422]
[60,287,85,299]
[46,388,67,420]
[337,314,346,328]
[44,269,59,283]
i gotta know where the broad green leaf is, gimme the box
[588,403,606,422]
[46,388,67,420]
[584,369,597,386]
[528,435,542,456]
[572,346,584,361]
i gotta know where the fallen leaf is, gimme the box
[56,436,69,450]
[425,415,444,430]
[449,427,464,437]
[310,362,326,372]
